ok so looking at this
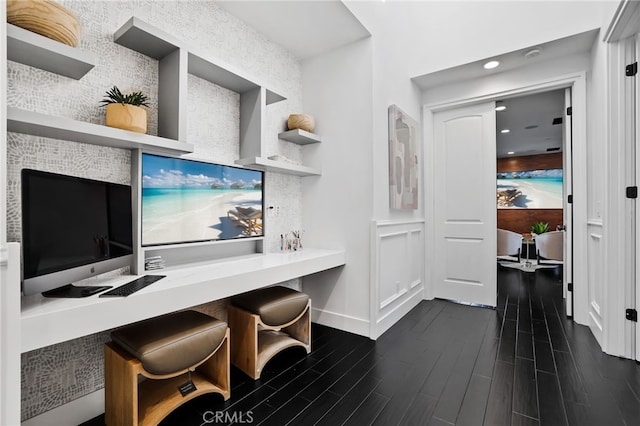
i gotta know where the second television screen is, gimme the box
[141,153,264,246]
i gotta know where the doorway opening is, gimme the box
[426,72,586,323]
[494,89,571,315]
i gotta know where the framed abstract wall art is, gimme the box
[388,104,420,209]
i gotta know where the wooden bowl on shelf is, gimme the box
[7,0,80,47]
[287,114,315,133]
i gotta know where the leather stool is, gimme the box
[104,310,230,426]
[228,286,311,379]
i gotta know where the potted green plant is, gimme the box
[100,86,149,133]
[531,221,549,236]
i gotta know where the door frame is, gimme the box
[563,88,574,318]
[604,2,640,359]
[423,71,589,326]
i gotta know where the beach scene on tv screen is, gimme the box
[497,168,563,209]
[141,154,263,246]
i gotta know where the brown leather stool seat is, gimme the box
[104,310,230,426]
[110,310,227,375]
[231,285,309,326]
[229,286,311,379]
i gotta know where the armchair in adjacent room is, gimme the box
[535,231,564,265]
[497,228,522,262]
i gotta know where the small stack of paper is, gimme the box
[145,255,165,270]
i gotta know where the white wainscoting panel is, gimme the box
[370,219,425,339]
[587,222,604,346]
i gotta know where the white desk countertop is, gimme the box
[21,248,346,353]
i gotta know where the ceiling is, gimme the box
[410,30,597,160]
[216,1,370,60]
[411,29,599,89]
[495,89,565,159]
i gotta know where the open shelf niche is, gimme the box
[6,23,194,155]
[114,16,320,176]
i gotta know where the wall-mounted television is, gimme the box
[497,168,563,209]
[141,153,264,246]
[21,169,133,297]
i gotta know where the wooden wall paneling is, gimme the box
[497,209,564,234]
[497,153,563,173]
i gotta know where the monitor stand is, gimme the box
[42,284,113,298]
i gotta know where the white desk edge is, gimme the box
[21,248,346,353]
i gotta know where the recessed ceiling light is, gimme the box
[484,60,500,70]
[524,125,538,130]
[495,105,507,112]
[501,129,510,134]
[507,151,515,155]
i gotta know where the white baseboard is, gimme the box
[370,287,423,339]
[22,389,103,426]
[311,307,370,337]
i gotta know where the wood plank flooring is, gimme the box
[83,266,640,425]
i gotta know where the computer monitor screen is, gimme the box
[21,169,133,296]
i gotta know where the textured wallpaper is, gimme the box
[8,0,304,420]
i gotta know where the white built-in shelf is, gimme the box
[278,129,322,145]
[114,17,285,105]
[21,248,346,352]
[6,23,96,80]
[112,16,320,177]
[188,51,285,105]
[7,107,194,155]
[235,157,321,177]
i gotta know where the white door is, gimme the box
[433,102,497,306]
[563,88,574,317]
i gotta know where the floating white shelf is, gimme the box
[6,23,96,80]
[7,107,194,155]
[235,157,321,177]
[113,16,182,60]
[278,129,322,145]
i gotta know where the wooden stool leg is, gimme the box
[105,342,141,426]
[228,304,260,379]
[197,329,231,400]
[283,302,311,352]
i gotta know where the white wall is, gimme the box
[346,0,608,220]
[301,38,374,336]
[344,2,423,221]
[339,1,624,342]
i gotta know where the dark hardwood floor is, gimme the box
[83,266,640,425]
